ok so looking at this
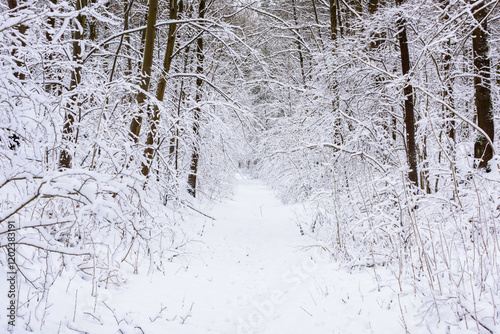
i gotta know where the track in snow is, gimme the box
[107,174,408,334]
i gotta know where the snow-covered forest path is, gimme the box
[106,175,407,334]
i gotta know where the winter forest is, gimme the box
[1,0,500,332]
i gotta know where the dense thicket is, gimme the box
[250,0,500,331]
[1,0,249,330]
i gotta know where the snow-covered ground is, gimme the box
[4,174,491,333]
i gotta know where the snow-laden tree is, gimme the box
[246,0,500,330]
[0,0,255,330]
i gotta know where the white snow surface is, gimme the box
[3,174,485,333]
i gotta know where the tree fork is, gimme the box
[129,0,159,143]
[142,0,180,176]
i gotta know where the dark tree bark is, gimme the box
[187,0,206,197]
[170,1,191,167]
[142,0,179,176]
[123,0,133,78]
[329,0,337,40]
[438,0,455,145]
[109,0,135,82]
[7,0,27,81]
[368,0,378,14]
[129,0,159,143]
[472,0,494,169]
[292,0,306,86]
[171,43,191,173]
[45,0,63,96]
[59,0,87,169]
[442,41,455,143]
[395,0,418,186]
[311,0,323,42]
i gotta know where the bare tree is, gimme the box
[472,0,494,169]
[142,0,182,176]
[329,0,338,40]
[59,0,87,169]
[129,0,159,143]
[7,0,27,80]
[395,0,418,186]
[142,0,180,176]
[187,0,206,197]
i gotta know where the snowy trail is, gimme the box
[106,175,406,334]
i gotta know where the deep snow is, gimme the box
[4,174,485,333]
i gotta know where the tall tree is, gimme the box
[129,0,159,143]
[292,0,306,85]
[7,0,27,80]
[472,0,494,169]
[187,0,206,197]
[59,0,87,169]
[395,0,418,186]
[329,0,338,40]
[142,0,180,176]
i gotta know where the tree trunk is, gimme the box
[7,0,27,81]
[438,0,455,145]
[123,0,133,78]
[292,0,306,86]
[368,0,378,14]
[109,0,135,83]
[129,0,159,143]
[472,0,494,169]
[142,0,179,176]
[187,0,206,197]
[442,40,455,144]
[395,5,418,186]
[59,0,86,169]
[310,0,323,43]
[368,0,381,49]
[329,0,337,40]
[45,0,63,96]
[171,44,191,170]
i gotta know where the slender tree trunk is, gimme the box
[123,0,133,78]
[129,0,159,143]
[7,0,27,80]
[171,44,191,168]
[59,0,86,169]
[187,0,206,197]
[436,0,455,147]
[109,0,135,83]
[142,0,179,176]
[329,0,337,40]
[171,0,190,173]
[310,0,323,43]
[292,0,306,86]
[395,2,418,186]
[472,0,494,169]
[45,0,63,96]
[368,0,378,14]
[442,41,455,143]
[336,0,343,38]
[368,0,381,49]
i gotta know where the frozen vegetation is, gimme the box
[1,0,500,333]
